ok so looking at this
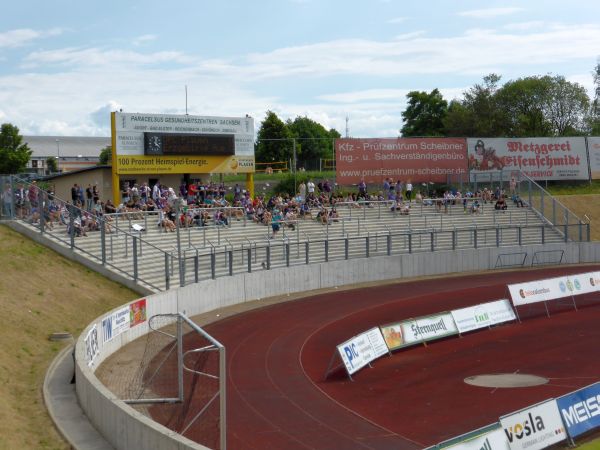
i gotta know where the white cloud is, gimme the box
[0,28,62,48]
[458,7,524,19]
[132,34,157,46]
[387,17,407,24]
[502,21,546,31]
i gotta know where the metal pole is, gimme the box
[175,201,183,287]
[100,218,106,265]
[266,245,271,269]
[133,237,138,281]
[165,253,170,291]
[345,237,349,259]
[365,236,369,258]
[518,226,522,246]
[69,210,75,249]
[228,250,233,276]
[386,233,391,256]
[219,346,227,450]
[325,240,329,262]
[293,138,297,194]
[285,243,290,267]
[194,255,199,283]
[305,242,309,265]
[177,316,184,402]
[39,189,45,234]
[430,231,434,252]
[211,252,216,279]
[247,248,252,272]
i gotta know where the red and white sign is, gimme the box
[500,400,566,450]
[467,137,589,180]
[588,137,600,180]
[335,137,467,185]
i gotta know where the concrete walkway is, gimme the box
[43,345,114,450]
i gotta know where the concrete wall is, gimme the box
[74,241,600,450]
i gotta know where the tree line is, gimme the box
[401,62,600,138]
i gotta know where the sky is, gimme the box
[0,0,599,139]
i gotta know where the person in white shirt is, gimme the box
[307,180,315,195]
[406,181,413,203]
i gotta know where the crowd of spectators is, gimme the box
[5,176,525,239]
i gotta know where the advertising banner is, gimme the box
[441,426,510,449]
[366,327,389,358]
[509,272,599,307]
[335,137,467,185]
[588,137,600,179]
[114,154,255,175]
[337,332,376,375]
[380,323,404,351]
[500,400,566,450]
[101,306,131,344]
[557,382,600,438]
[130,299,147,327]
[508,280,553,306]
[400,312,458,345]
[467,137,589,180]
[451,299,516,333]
[85,324,100,367]
[566,272,598,296]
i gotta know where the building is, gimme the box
[23,135,109,175]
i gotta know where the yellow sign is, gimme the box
[115,155,255,175]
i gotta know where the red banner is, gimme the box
[129,298,147,327]
[335,138,467,185]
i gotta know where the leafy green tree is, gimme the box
[45,156,58,173]
[98,145,112,165]
[0,123,32,174]
[589,60,600,135]
[543,75,589,136]
[401,88,448,136]
[255,111,293,163]
[287,116,337,165]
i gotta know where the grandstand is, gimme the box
[7,173,583,293]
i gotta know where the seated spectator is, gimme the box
[470,200,481,214]
[513,195,525,208]
[494,196,508,210]
[329,207,339,222]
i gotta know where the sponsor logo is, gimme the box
[479,438,491,450]
[520,287,551,298]
[519,289,525,299]
[561,394,600,427]
[574,279,581,290]
[411,318,448,340]
[343,343,359,369]
[229,158,239,170]
[559,281,566,293]
[566,280,574,292]
[503,413,563,445]
[590,277,595,287]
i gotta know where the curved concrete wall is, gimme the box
[75,241,600,450]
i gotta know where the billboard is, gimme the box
[84,324,100,367]
[111,111,255,175]
[508,272,598,307]
[588,137,600,179]
[557,382,600,438]
[451,299,516,334]
[335,138,467,185]
[440,425,510,450]
[467,137,589,180]
[400,312,458,345]
[101,306,131,344]
[500,400,566,450]
[336,327,387,376]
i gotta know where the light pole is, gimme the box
[55,139,60,173]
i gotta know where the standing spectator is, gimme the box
[71,184,78,204]
[406,180,413,203]
[28,181,39,208]
[383,178,390,195]
[93,184,100,205]
[85,184,93,210]
[298,181,306,201]
[152,181,161,202]
[358,179,367,199]
[307,179,315,196]
[77,184,85,206]
[2,184,13,217]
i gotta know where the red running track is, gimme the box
[152,266,600,449]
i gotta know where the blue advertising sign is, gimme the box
[557,382,600,438]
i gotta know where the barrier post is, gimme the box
[305,242,309,265]
[211,252,216,279]
[247,248,252,273]
[69,212,75,249]
[100,219,106,265]
[365,236,370,258]
[473,228,478,249]
[408,232,412,254]
[452,229,456,250]
[430,231,434,252]
[38,189,45,234]
[345,237,349,259]
[496,226,500,247]
[228,250,233,276]
[386,234,391,256]
[133,236,138,281]
[194,255,199,283]
[325,240,329,262]
[164,253,170,291]
[266,245,271,270]
[285,243,290,267]
[518,226,522,245]
[587,223,591,242]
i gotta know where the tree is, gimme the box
[98,145,112,165]
[46,156,58,174]
[589,60,600,135]
[0,123,32,174]
[400,88,448,136]
[255,111,293,163]
[287,116,337,165]
[543,75,589,136]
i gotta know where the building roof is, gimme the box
[23,136,110,158]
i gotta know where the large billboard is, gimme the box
[467,137,589,180]
[335,138,467,185]
[111,112,255,175]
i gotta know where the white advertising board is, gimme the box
[400,313,458,345]
[588,137,600,179]
[337,328,389,376]
[443,426,510,450]
[84,324,100,367]
[114,112,255,156]
[101,306,131,344]
[467,137,589,180]
[451,300,516,333]
[509,272,600,306]
[500,400,566,450]
[366,327,389,358]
